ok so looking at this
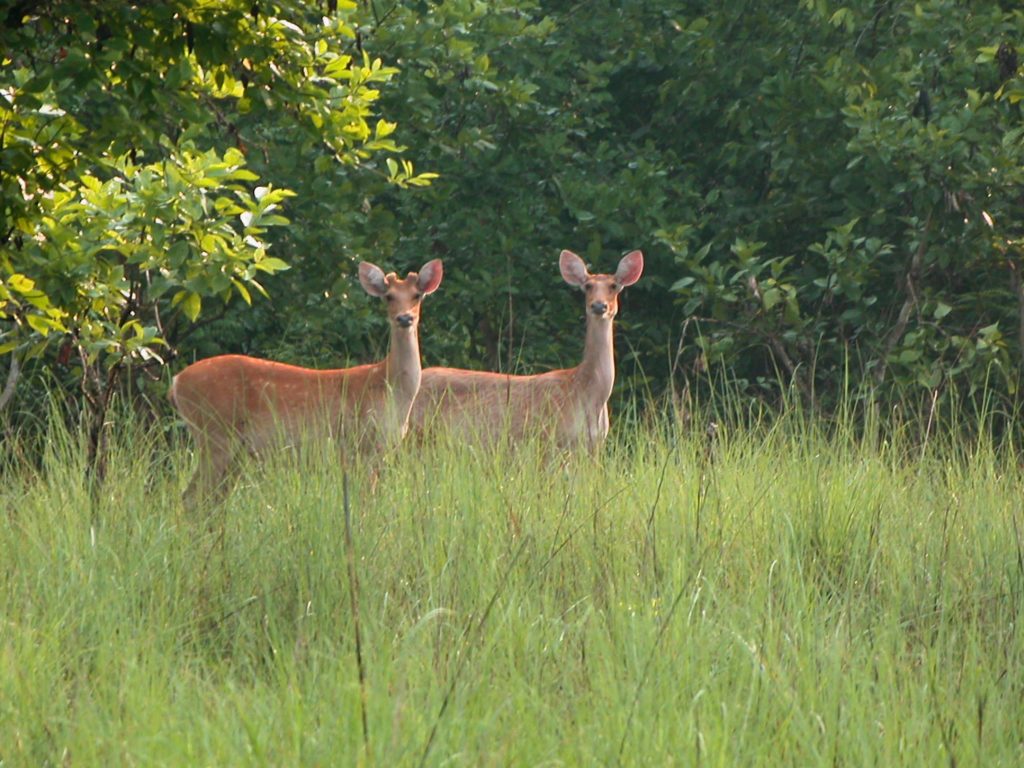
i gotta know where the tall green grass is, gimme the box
[1,401,1022,766]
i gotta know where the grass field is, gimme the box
[2,402,1023,766]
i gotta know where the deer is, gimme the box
[169,259,443,504]
[409,249,643,450]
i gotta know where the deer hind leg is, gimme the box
[183,426,240,511]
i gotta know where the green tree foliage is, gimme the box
[659,0,1024,405]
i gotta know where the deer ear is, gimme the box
[358,262,388,297]
[417,259,443,295]
[559,250,589,287]
[614,250,644,287]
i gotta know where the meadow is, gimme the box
[1,400,1022,766]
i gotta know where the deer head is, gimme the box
[359,259,444,330]
[559,250,643,320]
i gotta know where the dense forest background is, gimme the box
[2,0,1023,442]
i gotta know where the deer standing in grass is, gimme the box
[410,250,643,450]
[169,259,443,503]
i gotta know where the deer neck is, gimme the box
[384,325,422,406]
[575,315,615,409]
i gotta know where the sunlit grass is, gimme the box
[1,400,1022,765]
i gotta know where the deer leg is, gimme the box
[183,428,239,511]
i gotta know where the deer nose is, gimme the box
[590,301,609,316]
[396,313,414,328]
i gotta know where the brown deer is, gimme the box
[410,250,642,450]
[170,259,443,502]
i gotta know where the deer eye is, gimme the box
[414,292,422,300]
[584,283,593,291]
[385,294,394,302]
[611,282,619,291]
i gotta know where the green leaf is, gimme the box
[20,75,51,94]
[167,240,190,267]
[26,314,62,336]
[254,257,290,273]
[978,323,1001,340]
[232,279,252,305]
[897,348,922,364]
[762,287,783,311]
[8,274,35,293]
[200,234,224,254]
[181,292,201,322]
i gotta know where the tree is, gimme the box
[662,1,1024,408]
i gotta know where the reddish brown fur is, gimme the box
[170,259,442,503]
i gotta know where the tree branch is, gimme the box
[745,275,812,402]
[1010,257,1024,368]
[0,353,20,412]
[875,213,933,385]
